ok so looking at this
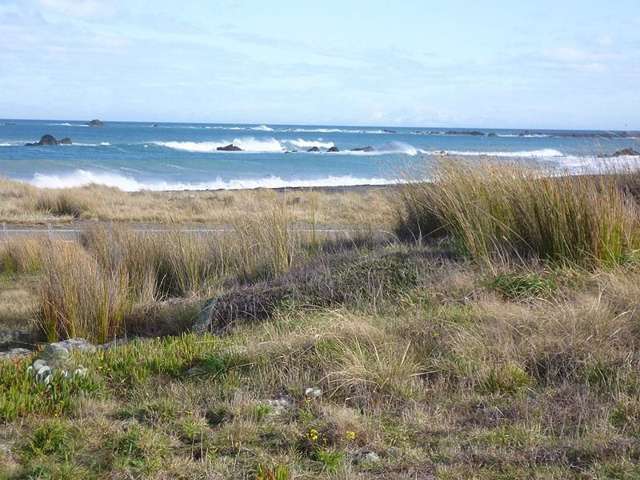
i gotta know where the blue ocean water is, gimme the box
[0,119,638,191]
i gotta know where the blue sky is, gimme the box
[0,0,639,129]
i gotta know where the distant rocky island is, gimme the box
[25,134,72,146]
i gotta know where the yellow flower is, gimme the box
[345,431,357,441]
[307,428,319,442]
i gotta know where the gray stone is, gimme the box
[39,343,69,366]
[0,348,31,361]
[353,451,381,465]
[55,338,96,353]
[304,387,322,399]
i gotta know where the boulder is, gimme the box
[217,144,242,151]
[58,137,72,145]
[38,338,95,366]
[307,146,321,152]
[327,146,340,153]
[25,134,62,146]
[87,119,104,127]
[351,146,374,152]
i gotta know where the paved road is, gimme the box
[0,223,392,241]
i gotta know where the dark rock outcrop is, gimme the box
[351,146,374,152]
[307,146,321,152]
[327,146,340,153]
[612,148,640,157]
[87,119,104,127]
[446,130,485,136]
[217,144,242,151]
[25,134,71,146]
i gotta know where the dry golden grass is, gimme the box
[0,177,394,227]
[397,160,640,266]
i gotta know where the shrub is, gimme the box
[397,160,640,266]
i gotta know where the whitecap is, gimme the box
[155,137,285,153]
[285,139,335,149]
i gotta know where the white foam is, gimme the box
[335,142,420,156]
[286,139,335,149]
[250,125,274,132]
[497,134,550,138]
[155,137,285,153]
[424,148,564,158]
[28,170,395,192]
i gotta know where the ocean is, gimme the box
[0,119,638,191]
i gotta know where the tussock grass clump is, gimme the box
[397,160,640,266]
[35,190,92,218]
[39,242,133,343]
[0,238,46,275]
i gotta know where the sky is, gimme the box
[0,0,639,129]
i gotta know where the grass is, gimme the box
[397,160,640,266]
[0,176,394,226]
[3,163,640,478]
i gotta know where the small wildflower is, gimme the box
[307,428,319,442]
[345,431,357,441]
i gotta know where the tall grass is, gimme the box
[35,190,91,218]
[37,203,315,342]
[39,242,132,343]
[0,237,46,274]
[397,160,640,266]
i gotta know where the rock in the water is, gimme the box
[58,137,72,145]
[87,119,104,127]
[351,146,374,152]
[25,134,60,146]
[612,148,640,157]
[307,146,321,152]
[217,144,242,151]
[327,146,339,153]
[0,348,32,361]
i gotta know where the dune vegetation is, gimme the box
[0,177,394,227]
[2,161,640,479]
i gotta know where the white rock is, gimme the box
[305,387,322,399]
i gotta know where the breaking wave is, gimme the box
[28,170,395,192]
[155,138,284,153]
[286,139,335,149]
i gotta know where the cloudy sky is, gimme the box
[1,0,639,129]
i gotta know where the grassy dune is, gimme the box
[0,178,394,227]
[2,162,640,479]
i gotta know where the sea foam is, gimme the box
[28,170,395,192]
